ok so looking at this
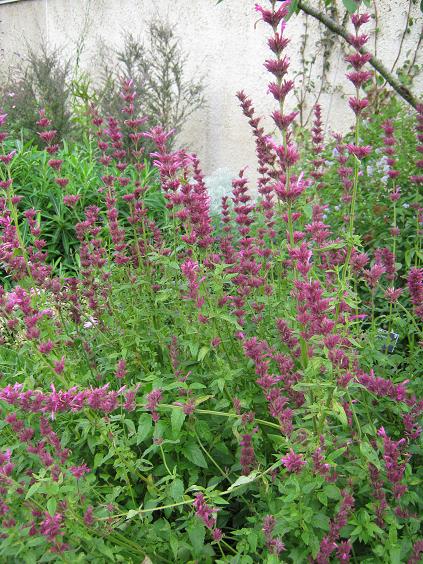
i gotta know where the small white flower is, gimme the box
[332,148,340,157]
[83,316,98,329]
[376,156,388,171]
[403,203,410,209]
[367,165,374,176]
[381,175,389,184]
[30,288,45,296]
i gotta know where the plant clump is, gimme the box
[0,1,421,562]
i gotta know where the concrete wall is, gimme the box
[0,0,422,184]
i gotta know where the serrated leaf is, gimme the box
[188,341,199,358]
[187,521,205,554]
[327,447,346,462]
[170,535,179,559]
[303,482,316,494]
[359,442,381,470]
[124,419,136,436]
[197,346,210,362]
[333,400,348,426]
[227,471,258,491]
[126,509,139,520]
[216,378,225,392]
[171,408,186,434]
[195,395,212,405]
[137,413,153,444]
[47,498,57,517]
[313,513,330,531]
[25,481,41,500]
[324,484,341,500]
[94,452,104,469]
[169,478,184,500]
[182,443,208,468]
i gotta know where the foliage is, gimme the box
[0,45,72,144]
[98,21,205,148]
[0,21,204,150]
[0,2,422,563]
[0,139,163,280]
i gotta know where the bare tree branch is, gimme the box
[297,0,420,110]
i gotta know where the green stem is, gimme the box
[156,403,282,431]
[346,389,362,439]
[193,427,230,481]
[221,539,238,555]
[103,459,284,521]
[160,444,173,476]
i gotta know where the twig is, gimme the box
[297,0,420,109]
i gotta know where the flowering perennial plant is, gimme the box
[0,1,422,562]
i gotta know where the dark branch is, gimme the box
[298,0,420,110]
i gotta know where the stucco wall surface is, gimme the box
[0,0,422,183]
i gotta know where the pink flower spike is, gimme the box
[69,463,90,479]
[53,356,66,375]
[63,194,80,207]
[281,449,306,473]
[346,145,372,159]
[351,13,371,29]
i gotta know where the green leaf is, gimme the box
[313,513,330,531]
[389,546,401,564]
[324,484,341,500]
[171,408,186,434]
[126,509,139,520]
[389,522,398,545]
[327,447,347,462]
[359,443,381,470]
[188,341,199,358]
[137,413,153,444]
[342,0,359,13]
[227,471,258,492]
[93,452,104,469]
[170,535,179,559]
[303,481,316,494]
[25,481,41,500]
[197,346,210,362]
[187,521,205,554]
[332,400,348,426]
[124,419,136,436]
[92,538,115,559]
[248,531,258,552]
[286,0,299,20]
[47,498,57,517]
[182,443,208,468]
[169,478,184,500]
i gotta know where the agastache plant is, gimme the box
[0,1,421,561]
[343,12,373,281]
